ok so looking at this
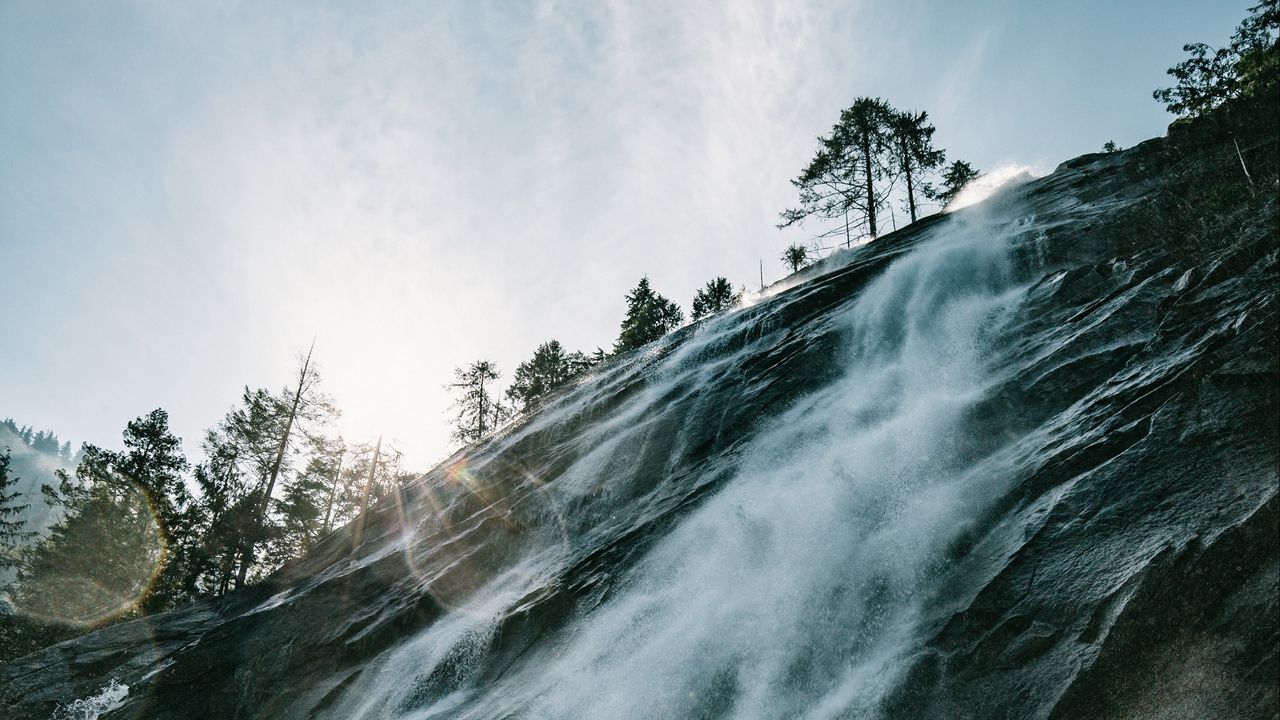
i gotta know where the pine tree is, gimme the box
[889,110,946,223]
[270,440,336,560]
[691,277,742,320]
[448,361,508,445]
[780,97,896,246]
[233,347,337,589]
[506,340,592,412]
[0,450,34,577]
[928,160,982,207]
[114,409,194,612]
[17,444,168,626]
[614,277,684,353]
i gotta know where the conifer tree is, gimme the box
[271,436,342,558]
[448,361,507,445]
[889,110,946,223]
[115,409,195,612]
[0,450,34,578]
[18,442,169,625]
[781,97,896,246]
[506,340,591,412]
[691,277,742,320]
[614,277,683,353]
[928,160,982,207]
[228,348,337,589]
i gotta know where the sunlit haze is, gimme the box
[1,0,1246,467]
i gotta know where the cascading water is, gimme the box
[333,205,1032,720]
[6,137,1275,720]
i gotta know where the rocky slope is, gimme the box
[2,126,1276,719]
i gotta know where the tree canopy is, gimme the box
[614,277,684,353]
[506,340,592,412]
[691,277,742,320]
[448,360,509,445]
[1154,1,1279,117]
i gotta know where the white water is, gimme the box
[50,679,129,720]
[338,208,1030,719]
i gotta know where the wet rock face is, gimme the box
[2,137,1276,719]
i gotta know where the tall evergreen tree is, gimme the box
[114,409,194,612]
[889,110,946,223]
[191,389,279,594]
[18,441,169,626]
[448,361,508,445]
[781,97,896,246]
[614,277,683,353]
[506,340,591,412]
[0,450,34,579]
[928,160,982,207]
[233,347,337,589]
[270,436,342,560]
[691,277,742,320]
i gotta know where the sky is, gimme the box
[0,0,1248,469]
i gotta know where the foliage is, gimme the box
[691,277,742,320]
[1103,140,1121,153]
[0,450,34,576]
[889,110,946,222]
[927,160,982,207]
[448,360,509,445]
[614,277,684,353]
[506,340,593,412]
[781,244,813,274]
[780,97,898,246]
[1154,0,1279,117]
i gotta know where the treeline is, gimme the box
[446,275,744,444]
[0,350,410,662]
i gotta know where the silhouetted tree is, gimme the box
[1102,141,1121,153]
[507,340,591,412]
[781,97,897,247]
[18,409,190,625]
[1154,1,1280,117]
[270,436,342,558]
[614,277,683,353]
[781,244,813,274]
[235,346,336,588]
[889,110,946,223]
[691,277,742,320]
[448,361,508,445]
[928,160,982,207]
[114,409,196,612]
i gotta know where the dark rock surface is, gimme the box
[2,132,1276,718]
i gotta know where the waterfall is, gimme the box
[336,206,1030,720]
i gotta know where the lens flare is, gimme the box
[400,455,569,614]
[14,471,167,628]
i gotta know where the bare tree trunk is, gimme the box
[900,135,917,222]
[863,137,877,238]
[237,343,314,588]
[353,436,382,547]
[320,452,345,536]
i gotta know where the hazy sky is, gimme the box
[1,0,1246,467]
